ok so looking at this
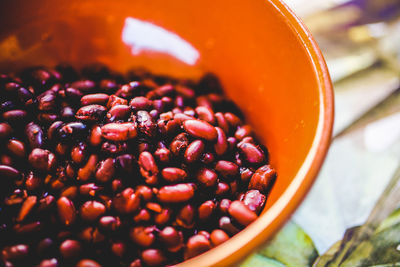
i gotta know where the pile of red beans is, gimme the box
[0,65,276,267]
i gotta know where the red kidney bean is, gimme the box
[0,122,12,139]
[37,90,57,111]
[240,190,266,214]
[169,133,189,156]
[175,84,195,99]
[25,122,44,149]
[218,199,232,214]
[3,109,28,124]
[101,122,137,141]
[130,226,156,247]
[98,216,121,231]
[184,140,205,164]
[237,142,265,165]
[210,229,229,246]
[133,209,151,223]
[196,96,213,109]
[138,152,159,185]
[1,244,29,262]
[215,160,239,179]
[16,195,37,222]
[141,249,166,266]
[77,154,98,181]
[219,216,240,235]
[79,226,105,243]
[111,242,126,257]
[200,152,215,165]
[61,186,78,199]
[65,87,83,100]
[234,125,252,140]
[130,96,152,111]
[25,172,43,191]
[137,110,157,137]
[154,208,172,225]
[176,204,195,228]
[95,158,115,183]
[184,234,211,260]
[75,104,107,122]
[57,197,76,226]
[183,119,217,141]
[158,227,184,253]
[215,182,230,196]
[28,148,56,172]
[80,201,106,221]
[70,142,87,165]
[224,112,242,128]
[89,125,102,146]
[101,141,128,154]
[196,168,218,187]
[59,239,81,258]
[198,230,210,240]
[228,200,257,226]
[76,259,102,267]
[195,106,215,124]
[107,94,128,108]
[135,185,153,202]
[58,122,88,141]
[198,200,216,220]
[37,258,58,267]
[113,188,140,214]
[129,259,142,267]
[154,147,171,163]
[70,80,95,92]
[212,127,228,157]
[157,184,194,203]
[215,112,229,134]
[249,165,277,193]
[81,93,109,105]
[116,81,141,98]
[161,167,187,183]
[7,139,26,158]
[106,104,130,121]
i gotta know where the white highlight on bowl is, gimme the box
[121,17,199,65]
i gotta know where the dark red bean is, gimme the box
[113,188,140,214]
[59,239,81,258]
[70,80,95,91]
[219,216,240,235]
[3,109,28,123]
[214,127,228,156]
[130,226,155,247]
[7,139,26,158]
[228,200,257,226]
[138,152,158,185]
[183,119,217,141]
[215,183,230,196]
[238,142,265,165]
[101,122,137,141]
[37,90,57,111]
[28,148,56,172]
[65,87,83,100]
[79,183,102,196]
[58,122,87,142]
[210,229,229,246]
[196,168,218,187]
[107,94,128,108]
[76,259,102,267]
[61,186,78,199]
[215,160,239,179]
[25,172,43,191]
[198,200,216,220]
[184,234,211,260]
[111,242,125,257]
[133,209,151,223]
[130,96,152,111]
[235,125,252,140]
[80,201,106,221]
[137,110,156,137]
[79,226,105,243]
[169,133,189,156]
[81,93,109,105]
[141,249,166,266]
[184,140,205,164]
[176,204,195,228]
[135,185,153,201]
[157,184,194,203]
[195,106,215,124]
[57,197,76,226]
[77,154,98,181]
[75,105,107,122]
[25,122,44,149]
[37,258,58,267]
[116,82,141,98]
[249,165,277,193]
[161,167,187,183]
[99,216,121,231]
[215,112,229,134]
[95,158,115,183]
[159,226,184,252]
[1,244,29,262]
[154,208,172,225]
[154,148,171,163]
[0,122,12,139]
[116,154,136,174]
[224,112,242,128]
[106,104,130,122]
[89,125,102,146]
[16,196,37,222]
[240,190,266,214]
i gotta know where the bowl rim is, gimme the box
[178,0,334,266]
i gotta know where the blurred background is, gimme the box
[283,0,400,254]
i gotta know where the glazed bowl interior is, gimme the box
[0,0,334,266]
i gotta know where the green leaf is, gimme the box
[240,254,287,267]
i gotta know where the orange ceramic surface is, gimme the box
[0,0,334,266]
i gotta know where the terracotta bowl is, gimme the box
[0,0,334,266]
